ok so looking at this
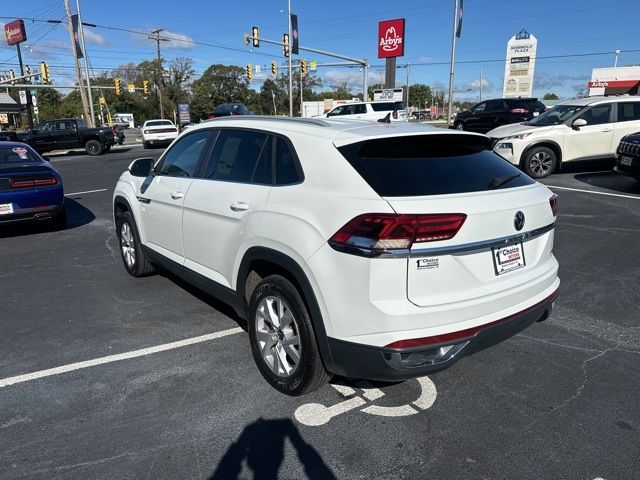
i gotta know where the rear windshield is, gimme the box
[338,135,534,197]
[0,145,40,163]
[371,102,406,112]
[146,121,173,127]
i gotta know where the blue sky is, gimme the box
[2,0,640,101]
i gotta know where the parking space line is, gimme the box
[0,327,244,388]
[65,188,108,196]
[545,185,640,200]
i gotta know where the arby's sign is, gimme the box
[378,18,405,59]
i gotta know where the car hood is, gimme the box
[486,122,556,137]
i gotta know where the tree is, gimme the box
[408,84,433,108]
[34,87,63,120]
[190,64,253,122]
[543,92,559,100]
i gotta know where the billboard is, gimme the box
[502,29,537,98]
[5,19,27,46]
[378,19,405,58]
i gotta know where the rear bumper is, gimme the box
[0,203,63,224]
[325,288,559,381]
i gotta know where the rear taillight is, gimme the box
[10,176,57,188]
[509,108,529,114]
[549,194,558,217]
[329,213,467,254]
[112,127,117,135]
[392,110,398,119]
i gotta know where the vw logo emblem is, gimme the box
[514,211,525,231]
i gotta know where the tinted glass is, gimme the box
[527,104,584,126]
[146,120,174,127]
[158,130,209,177]
[205,129,268,183]
[472,102,487,113]
[485,101,506,113]
[274,137,301,185]
[252,136,273,184]
[37,122,53,133]
[338,135,534,197]
[577,104,612,125]
[55,120,75,131]
[371,102,406,112]
[328,106,346,116]
[0,145,40,163]
[355,104,367,114]
[617,102,640,122]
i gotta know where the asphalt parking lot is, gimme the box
[1,146,639,480]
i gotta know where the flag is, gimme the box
[71,14,84,58]
[456,0,463,38]
[290,14,299,55]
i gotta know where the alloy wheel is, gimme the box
[529,151,553,176]
[120,222,136,268]
[255,296,301,377]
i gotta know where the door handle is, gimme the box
[230,202,250,212]
[601,129,613,132]
[170,191,184,200]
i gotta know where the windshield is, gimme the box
[0,145,40,163]
[526,104,584,126]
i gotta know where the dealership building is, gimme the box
[588,65,640,96]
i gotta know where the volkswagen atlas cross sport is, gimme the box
[113,117,560,396]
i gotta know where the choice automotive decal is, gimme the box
[378,18,405,58]
[5,19,27,46]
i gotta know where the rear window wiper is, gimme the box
[489,172,520,189]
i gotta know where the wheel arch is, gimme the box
[237,246,336,373]
[520,140,562,172]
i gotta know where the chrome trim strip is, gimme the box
[329,223,555,259]
[136,196,151,204]
[410,222,555,257]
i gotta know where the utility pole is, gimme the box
[76,0,95,127]
[288,0,293,116]
[64,0,90,123]
[447,0,459,126]
[14,45,34,129]
[149,28,168,119]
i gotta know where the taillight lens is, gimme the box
[10,176,58,188]
[392,110,398,119]
[509,108,529,114]
[549,194,558,217]
[329,213,467,254]
[112,127,117,135]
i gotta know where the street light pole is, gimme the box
[76,0,95,127]
[446,0,459,126]
[150,28,168,119]
[64,0,90,123]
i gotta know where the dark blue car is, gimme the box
[0,142,65,227]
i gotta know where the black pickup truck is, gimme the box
[18,118,117,156]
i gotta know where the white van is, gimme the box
[318,101,407,122]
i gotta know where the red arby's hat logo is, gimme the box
[4,19,27,46]
[378,18,405,59]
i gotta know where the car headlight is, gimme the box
[502,133,532,140]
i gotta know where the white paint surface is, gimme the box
[65,188,108,196]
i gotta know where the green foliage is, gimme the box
[190,64,252,122]
[543,92,559,100]
[408,84,433,108]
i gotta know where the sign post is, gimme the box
[177,103,191,126]
[4,19,33,129]
[378,18,406,89]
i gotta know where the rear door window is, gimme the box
[338,135,534,197]
[577,104,613,125]
[204,129,269,183]
[616,102,640,122]
[274,137,302,185]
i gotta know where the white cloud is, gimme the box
[82,28,107,46]
[135,30,195,50]
[322,69,382,91]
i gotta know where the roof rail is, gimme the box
[204,115,331,127]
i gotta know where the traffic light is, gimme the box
[300,60,307,75]
[8,69,16,85]
[114,77,122,95]
[282,33,290,58]
[246,64,253,81]
[252,26,259,48]
[271,61,277,75]
[25,65,31,79]
[143,80,150,95]
[39,62,50,84]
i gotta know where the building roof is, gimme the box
[0,92,23,113]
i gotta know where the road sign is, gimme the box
[18,90,26,105]
[310,60,317,71]
[177,103,191,125]
[33,106,38,115]
[31,95,37,107]
[127,84,135,93]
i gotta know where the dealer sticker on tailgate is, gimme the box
[0,203,14,215]
[492,242,525,275]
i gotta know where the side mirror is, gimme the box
[572,118,588,129]
[128,157,155,177]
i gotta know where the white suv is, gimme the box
[487,96,640,178]
[318,101,407,122]
[113,117,559,395]
[141,119,178,149]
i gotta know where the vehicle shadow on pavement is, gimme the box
[46,147,135,159]
[0,198,94,238]
[573,171,640,195]
[209,418,337,480]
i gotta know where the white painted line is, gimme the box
[65,188,108,196]
[546,185,640,200]
[0,327,244,388]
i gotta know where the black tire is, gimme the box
[454,121,465,131]
[104,144,112,153]
[85,139,103,156]
[115,210,156,277]
[248,275,330,396]
[143,141,149,149]
[522,146,557,179]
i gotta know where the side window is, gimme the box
[274,137,301,185]
[251,136,273,185]
[617,102,640,122]
[37,122,53,133]
[204,129,268,183]
[577,104,612,125]
[485,101,505,113]
[471,102,486,113]
[328,106,345,117]
[157,130,210,177]
[56,121,74,132]
[355,104,367,114]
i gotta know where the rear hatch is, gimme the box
[336,133,557,307]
